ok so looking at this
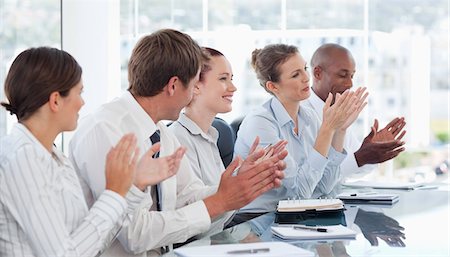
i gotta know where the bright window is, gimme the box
[119,0,449,180]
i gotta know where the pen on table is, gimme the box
[227,248,270,254]
[292,225,328,232]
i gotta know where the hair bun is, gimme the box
[1,102,17,115]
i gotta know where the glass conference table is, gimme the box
[164,181,450,257]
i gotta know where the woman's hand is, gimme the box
[322,87,368,131]
[104,134,139,197]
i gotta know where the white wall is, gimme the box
[61,0,121,151]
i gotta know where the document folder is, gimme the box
[337,192,400,205]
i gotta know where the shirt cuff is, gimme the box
[328,147,347,165]
[183,201,211,236]
[308,148,330,171]
[125,185,148,213]
[91,190,127,223]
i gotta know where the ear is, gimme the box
[48,92,61,112]
[166,76,179,96]
[313,66,322,80]
[193,81,202,96]
[265,80,278,94]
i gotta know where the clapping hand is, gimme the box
[133,143,186,191]
[372,117,406,142]
[355,117,406,166]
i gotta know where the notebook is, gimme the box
[174,241,314,257]
[271,225,357,240]
[277,199,344,212]
[337,192,400,205]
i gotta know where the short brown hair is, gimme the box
[1,47,82,121]
[128,29,203,97]
[251,44,298,94]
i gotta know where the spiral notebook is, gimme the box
[277,199,344,212]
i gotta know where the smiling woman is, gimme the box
[170,47,237,186]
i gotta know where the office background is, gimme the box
[0,0,449,182]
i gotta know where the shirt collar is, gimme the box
[12,123,66,163]
[263,96,315,129]
[265,97,295,127]
[122,91,158,139]
[177,113,218,143]
[309,89,325,110]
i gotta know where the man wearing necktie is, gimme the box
[70,29,287,257]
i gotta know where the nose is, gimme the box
[228,81,237,92]
[302,69,310,83]
[346,76,353,88]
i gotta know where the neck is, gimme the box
[21,116,59,152]
[184,105,216,133]
[134,94,165,124]
[278,97,300,125]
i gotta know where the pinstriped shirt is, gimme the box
[0,123,127,257]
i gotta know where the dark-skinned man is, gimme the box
[303,43,406,178]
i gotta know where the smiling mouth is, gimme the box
[223,96,233,102]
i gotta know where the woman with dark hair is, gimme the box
[0,47,185,257]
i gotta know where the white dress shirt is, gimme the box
[234,97,346,212]
[0,123,127,257]
[301,90,376,178]
[69,91,231,257]
[170,113,225,186]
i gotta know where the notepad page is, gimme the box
[277,199,344,212]
[174,241,314,257]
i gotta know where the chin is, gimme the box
[217,105,232,114]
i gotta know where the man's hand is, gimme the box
[372,117,406,142]
[354,118,406,167]
[133,143,186,191]
[204,145,288,219]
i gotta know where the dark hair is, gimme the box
[251,44,298,94]
[199,47,224,82]
[128,29,204,97]
[1,47,82,121]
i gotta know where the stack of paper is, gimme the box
[342,180,425,190]
[174,242,314,257]
[277,199,344,212]
[271,225,356,240]
[337,192,399,205]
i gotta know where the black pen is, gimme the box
[293,225,328,232]
[227,247,271,254]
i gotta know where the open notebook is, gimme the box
[271,225,357,240]
[277,199,344,212]
[174,242,314,257]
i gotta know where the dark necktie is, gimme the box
[149,130,162,211]
[150,130,170,253]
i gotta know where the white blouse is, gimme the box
[0,123,127,257]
